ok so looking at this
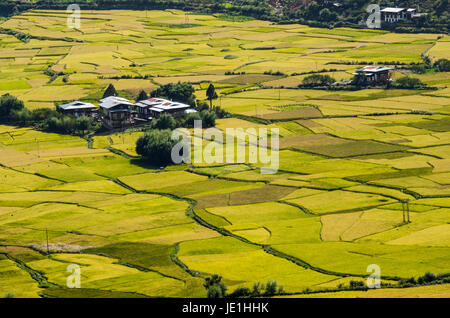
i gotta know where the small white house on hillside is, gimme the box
[58,101,97,117]
[381,7,416,23]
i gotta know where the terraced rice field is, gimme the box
[0,10,449,298]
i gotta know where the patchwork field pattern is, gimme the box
[0,10,449,298]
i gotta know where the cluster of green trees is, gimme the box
[264,70,286,76]
[280,0,448,33]
[0,93,24,118]
[135,109,218,165]
[150,82,196,105]
[301,74,336,87]
[134,82,196,105]
[204,274,228,298]
[0,94,100,136]
[291,68,338,76]
[149,110,216,131]
[225,71,246,75]
[433,58,450,72]
[410,58,450,74]
[135,129,178,166]
[391,76,426,89]
[40,114,100,135]
[399,272,450,287]
[203,274,284,298]
[201,272,450,298]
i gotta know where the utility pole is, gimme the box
[402,200,406,223]
[406,199,410,223]
[401,199,411,223]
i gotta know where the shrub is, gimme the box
[196,101,209,112]
[433,58,450,72]
[410,64,428,74]
[204,274,227,298]
[152,113,176,130]
[264,280,281,296]
[136,129,178,166]
[0,93,24,119]
[264,70,285,76]
[400,277,416,286]
[393,77,425,89]
[40,115,99,135]
[418,272,438,284]
[200,110,216,128]
[251,282,264,296]
[213,106,229,119]
[75,116,99,135]
[228,287,251,298]
[302,74,335,87]
[33,108,59,121]
[182,112,201,128]
[9,108,31,125]
[349,280,365,289]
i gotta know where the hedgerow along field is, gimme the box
[0,10,449,298]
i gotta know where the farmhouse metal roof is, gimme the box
[381,8,406,13]
[58,101,97,110]
[99,96,129,103]
[138,98,190,111]
[135,98,166,108]
[154,103,190,110]
[354,66,393,73]
[99,99,134,109]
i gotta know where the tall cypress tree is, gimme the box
[103,84,117,99]
[206,83,217,109]
[137,90,148,101]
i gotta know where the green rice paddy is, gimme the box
[0,9,449,298]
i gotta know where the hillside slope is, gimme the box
[0,1,448,32]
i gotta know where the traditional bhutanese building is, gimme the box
[58,101,97,117]
[381,7,416,23]
[99,96,136,129]
[353,66,392,84]
[135,98,194,120]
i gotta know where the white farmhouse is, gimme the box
[381,7,416,23]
